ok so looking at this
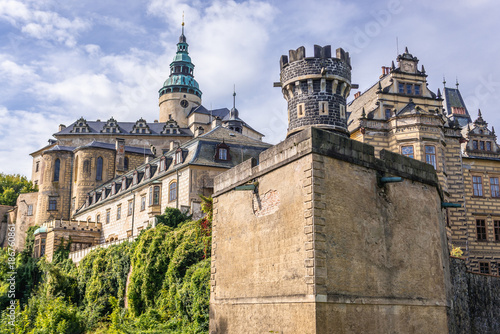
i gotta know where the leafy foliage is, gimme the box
[0,173,38,206]
[155,207,191,228]
[0,198,214,333]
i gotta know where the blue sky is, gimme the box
[1,0,499,177]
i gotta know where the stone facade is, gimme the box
[347,48,500,274]
[210,127,450,333]
[17,26,267,256]
[279,45,352,137]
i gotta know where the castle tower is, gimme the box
[71,144,117,215]
[279,45,352,138]
[35,147,73,225]
[158,21,202,126]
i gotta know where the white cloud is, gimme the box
[0,0,90,47]
[0,106,60,176]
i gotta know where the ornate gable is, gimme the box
[161,118,181,135]
[71,117,91,133]
[101,117,121,133]
[465,110,499,156]
[131,118,151,134]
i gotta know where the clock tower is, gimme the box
[158,22,202,126]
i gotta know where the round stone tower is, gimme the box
[36,146,73,225]
[279,45,352,138]
[158,22,202,126]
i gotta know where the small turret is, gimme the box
[278,44,352,138]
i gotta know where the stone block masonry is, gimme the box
[210,127,451,333]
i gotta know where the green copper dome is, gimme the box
[159,26,202,98]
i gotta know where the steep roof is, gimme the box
[443,87,471,127]
[76,141,154,155]
[54,120,193,137]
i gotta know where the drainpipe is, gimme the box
[176,169,180,209]
[131,192,136,238]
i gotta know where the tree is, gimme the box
[0,173,38,206]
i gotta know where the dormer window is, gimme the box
[487,142,492,151]
[72,117,91,133]
[160,157,166,172]
[132,118,151,134]
[219,148,227,160]
[175,149,183,164]
[215,142,231,161]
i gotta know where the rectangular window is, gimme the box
[35,161,39,172]
[219,148,228,160]
[27,204,33,216]
[491,177,500,198]
[169,182,177,202]
[140,196,146,211]
[406,84,412,95]
[480,141,485,150]
[401,145,414,158]
[319,101,328,116]
[414,85,421,95]
[425,145,436,169]
[479,262,490,274]
[106,209,110,224]
[495,220,500,241]
[476,219,487,241]
[340,104,346,119]
[117,205,121,220]
[153,186,160,206]
[473,176,483,196]
[96,214,100,223]
[385,108,392,120]
[398,83,404,94]
[487,142,492,151]
[48,198,57,211]
[128,200,133,216]
[473,140,478,150]
[297,103,305,118]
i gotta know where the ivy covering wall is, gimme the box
[0,196,213,334]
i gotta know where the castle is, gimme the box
[209,44,500,333]
[2,25,499,278]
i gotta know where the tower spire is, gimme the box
[182,11,185,35]
[233,84,236,110]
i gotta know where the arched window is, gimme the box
[96,157,103,181]
[83,159,91,176]
[169,181,177,202]
[124,157,129,170]
[53,159,60,181]
[74,156,78,182]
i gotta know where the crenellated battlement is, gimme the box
[278,45,352,138]
[280,45,350,70]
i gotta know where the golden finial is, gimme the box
[182,11,185,26]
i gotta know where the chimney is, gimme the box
[380,66,391,78]
[58,124,66,131]
[115,138,125,171]
[194,126,205,137]
[211,116,222,129]
[354,91,361,99]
